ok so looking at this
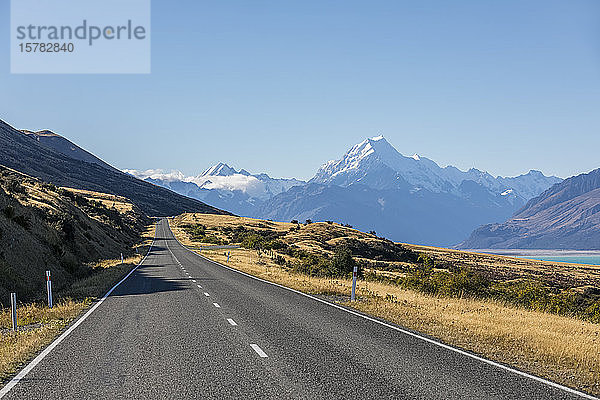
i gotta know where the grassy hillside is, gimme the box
[171,213,600,395]
[0,165,150,305]
[173,213,600,322]
[0,119,227,216]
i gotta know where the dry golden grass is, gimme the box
[177,213,293,232]
[176,213,600,289]
[171,214,600,396]
[0,299,89,381]
[65,188,134,213]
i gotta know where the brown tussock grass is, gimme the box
[0,299,89,381]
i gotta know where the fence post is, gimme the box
[351,266,357,301]
[10,293,17,331]
[46,270,53,309]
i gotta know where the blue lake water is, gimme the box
[471,250,600,266]
[520,256,600,266]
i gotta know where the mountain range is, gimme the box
[127,135,561,246]
[3,117,596,249]
[125,164,305,217]
[0,120,226,217]
[460,168,600,250]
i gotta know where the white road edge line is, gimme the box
[191,279,196,283]
[0,222,160,399]
[167,219,598,400]
[227,318,238,326]
[250,344,268,358]
[213,303,221,308]
[203,292,210,297]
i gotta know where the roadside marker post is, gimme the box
[121,253,124,264]
[10,293,17,331]
[46,271,53,309]
[227,251,230,263]
[351,266,357,301]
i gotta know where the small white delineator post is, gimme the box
[121,253,124,264]
[351,266,358,301]
[46,270,53,309]
[10,293,17,331]
[227,251,230,263]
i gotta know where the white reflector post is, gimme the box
[46,270,53,309]
[351,266,357,301]
[10,293,17,331]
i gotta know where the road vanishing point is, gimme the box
[1,219,596,399]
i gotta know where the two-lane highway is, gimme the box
[1,219,595,399]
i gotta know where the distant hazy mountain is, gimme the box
[0,119,226,217]
[460,168,600,250]
[125,163,305,216]
[258,183,528,246]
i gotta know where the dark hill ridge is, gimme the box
[460,168,600,250]
[0,119,228,217]
[20,129,118,172]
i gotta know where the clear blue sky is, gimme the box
[1,0,599,180]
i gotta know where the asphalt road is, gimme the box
[1,218,594,399]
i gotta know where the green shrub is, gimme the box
[584,300,600,323]
[329,246,360,278]
[240,233,264,249]
[273,255,286,265]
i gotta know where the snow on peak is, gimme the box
[371,135,385,141]
[501,189,514,196]
[411,153,420,161]
[200,162,237,177]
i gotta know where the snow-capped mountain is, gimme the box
[310,136,561,203]
[124,136,562,246]
[124,163,305,216]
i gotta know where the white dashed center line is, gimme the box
[227,319,237,326]
[250,344,268,358]
[213,303,220,308]
[197,285,202,289]
[192,279,196,283]
[203,292,210,297]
